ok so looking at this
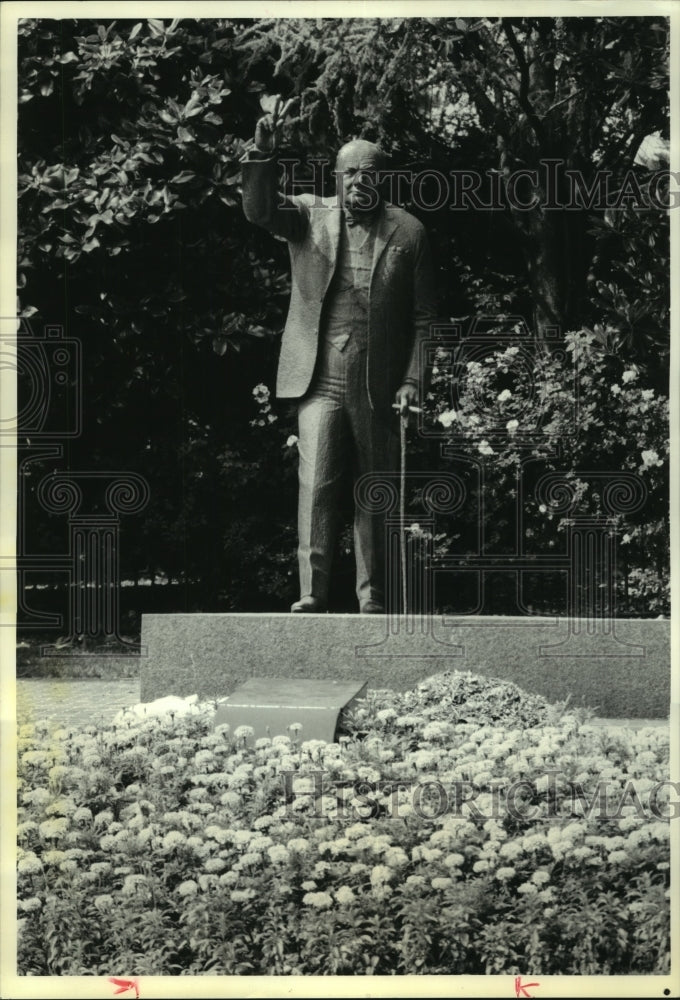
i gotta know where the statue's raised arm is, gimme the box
[241,114,310,243]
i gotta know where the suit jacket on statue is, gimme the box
[241,156,437,415]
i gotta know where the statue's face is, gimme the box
[335,141,383,214]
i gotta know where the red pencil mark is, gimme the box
[515,976,540,998]
[108,978,140,998]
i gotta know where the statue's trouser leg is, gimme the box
[296,342,349,605]
[345,345,400,609]
[296,338,399,609]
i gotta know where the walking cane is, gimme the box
[392,403,422,616]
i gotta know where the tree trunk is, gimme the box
[509,196,590,337]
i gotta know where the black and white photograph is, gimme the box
[1,1,677,996]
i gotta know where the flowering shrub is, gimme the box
[427,329,670,615]
[17,673,671,975]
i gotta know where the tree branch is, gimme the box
[542,88,584,118]
[501,19,546,146]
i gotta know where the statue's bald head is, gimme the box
[334,139,388,214]
[335,139,388,174]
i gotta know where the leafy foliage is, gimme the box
[424,329,669,614]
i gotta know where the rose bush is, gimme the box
[17,672,671,975]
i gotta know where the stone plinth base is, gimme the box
[140,613,670,719]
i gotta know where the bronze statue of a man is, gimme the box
[242,114,436,613]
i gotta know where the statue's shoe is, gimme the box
[359,600,386,614]
[290,596,327,613]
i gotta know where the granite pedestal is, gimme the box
[140,613,671,719]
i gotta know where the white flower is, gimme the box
[611,384,621,395]
[517,881,539,896]
[437,409,458,428]
[286,435,299,448]
[18,853,43,875]
[19,896,42,913]
[23,787,51,806]
[39,818,69,839]
[335,885,356,905]
[499,840,524,861]
[431,876,453,889]
[287,838,310,853]
[292,776,316,795]
[506,419,519,433]
[252,815,275,830]
[45,797,77,817]
[204,857,227,873]
[372,884,392,900]
[627,827,653,849]
[370,864,393,887]
[497,389,512,402]
[560,823,586,843]
[231,888,257,902]
[531,869,550,886]
[177,879,198,896]
[121,874,148,896]
[478,440,494,456]
[412,845,443,863]
[21,751,50,768]
[422,721,451,742]
[443,852,465,869]
[205,825,230,844]
[239,852,262,867]
[162,831,186,850]
[495,867,515,880]
[383,846,409,868]
[89,861,112,877]
[640,449,662,469]
[303,891,333,909]
[268,844,290,864]
[622,369,637,383]
[413,749,437,770]
[406,875,427,888]
[252,383,270,401]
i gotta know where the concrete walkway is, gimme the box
[15,678,141,729]
[12,678,668,732]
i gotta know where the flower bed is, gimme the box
[17,672,671,975]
